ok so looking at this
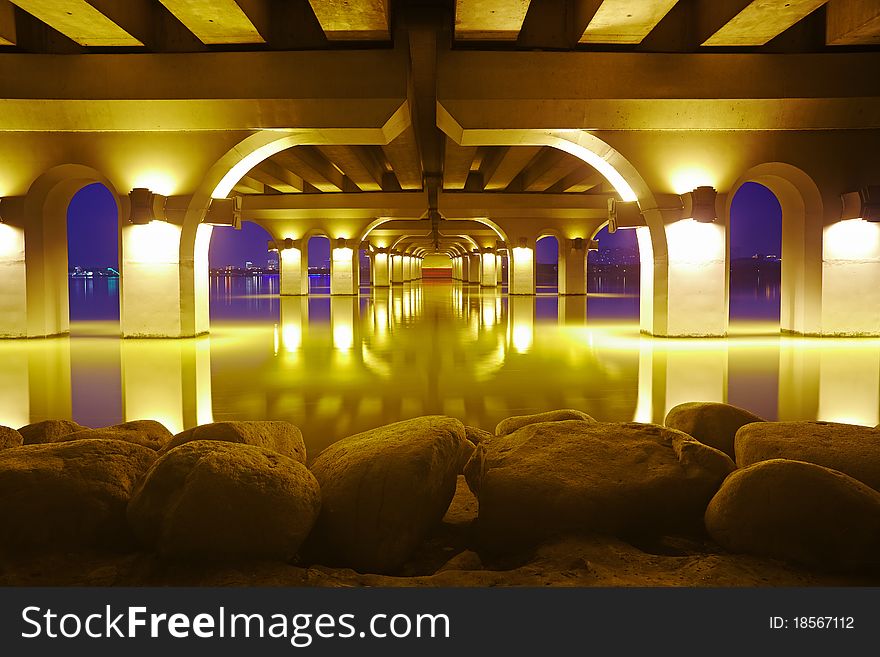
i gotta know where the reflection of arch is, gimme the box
[23,164,122,337]
[723,162,823,335]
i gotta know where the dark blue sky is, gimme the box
[67,181,782,268]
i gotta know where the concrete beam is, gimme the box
[0,49,408,131]
[439,191,610,219]
[87,0,207,52]
[521,148,582,192]
[317,145,385,191]
[8,0,142,46]
[455,0,530,40]
[482,146,542,190]
[249,161,306,193]
[271,147,345,192]
[157,0,264,44]
[438,50,880,130]
[382,124,423,190]
[234,175,265,194]
[826,0,880,45]
[579,0,680,44]
[703,0,828,46]
[547,165,603,193]
[0,0,16,45]
[443,138,477,190]
[307,0,389,40]
[240,192,427,221]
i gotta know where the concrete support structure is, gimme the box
[391,254,404,284]
[480,249,497,287]
[509,243,535,295]
[372,249,390,287]
[467,253,481,284]
[279,241,307,295]
[820,219,880,335]
[402,254,412,281]
[558,238,587,295]
[330,240,357,295]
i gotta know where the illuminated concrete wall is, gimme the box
[821,219,880,335]
[467,254,480,284]
[330,245,357,295]
[0,223,27,337]
[280,244,307,295]
[372,251,390,286]
[509,245,535,295]
[480,250,497,287]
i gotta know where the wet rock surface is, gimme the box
[163,420,307,463]
[0,439,155,552]
[706,459,880,571]
[735,421,880,490]
[0,425,23,450]
[307,416,472,574]
[128,440,320,561]
[60,420,173,450]
[495,409,595,437]
[18,419,87,445]
[665,402,764,458]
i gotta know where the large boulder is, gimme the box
[0,425,22,450]
[665,402,763,458]
[0,439,155,552]
[128,440,320,561]
[705,459,880,571]
[465,421,735,551]
[308,416,472,573]
[495,409,595,437]
[735,421,880,491]
[163,421,306,463]
[60,420,173,451]
[18,419,86,445]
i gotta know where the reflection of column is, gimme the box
[480,249,497,287]
[817,346,880,426]
[0,341,31,427]
[330,296,357,351]
[821,219,880,335]
[777,342,819,421]
[558,296,587,325]
[371,287,391,337]
[508,296,534,354]
[559,238,587,295]
[0,338,73,427]
[121,337,212,434]
[510,245,535,295]
[372,249,390,287]
[391,254,404,284]
[467,254,480,284]
[0,222,27,337]
[330,240,357,295]
[280,241,307,295]
[634,337,728,423]
[278,296,308,353]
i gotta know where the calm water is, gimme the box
[2,273,878,457]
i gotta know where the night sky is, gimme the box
[67,181,782,269]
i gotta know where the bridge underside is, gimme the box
[1,0,879,337]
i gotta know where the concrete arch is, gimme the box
[16,164,122,337]
[723,162,823,335]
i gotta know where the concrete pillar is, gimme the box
[0,221,28,337]
[510,243,535,295]
[330,239,357,295]
[391,254,404,284]
[121,336,213,434]
[820,218,880,335]
[403,255,412,281]
[414,257,422,279]
[467,253,481,284]
[480,249,497,287]
[559,238,587,295]
[496,253,504,285]
[372,249,390,287]
[280,241,307,295]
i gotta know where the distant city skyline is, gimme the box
[66,181,783,269]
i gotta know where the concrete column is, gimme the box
[820,218,880,335]
[372,249,390,287]
[496,253,504,284]
[330,239,358,295]
[559,238,587,295]
[414,257,422,279]
[391,254,404,284]
[0,222,28,337]
[480,249,497,287]
[403,255,412,281]
[280,241,307,295]
[467,254,480,284]
[510,243,535,295]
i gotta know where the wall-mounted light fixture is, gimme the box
[518,237,527,248]
[204,196,242,229]
[607,197,644,232]
[587,239,599,252]
[128,188,167,224]
[336,237,349,249]
[841,186,880,222]
[681,186,718,223]
[268,238,297,252]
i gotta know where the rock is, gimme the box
[163,421,306,463]
[665,402,763,458]
[465,425,492,445]
[495,409,594,437]
[0,425,23,450]
[0,439,156,552]
[127,440,320,561]
[705,459,880,571]
[308,415,472,573]
[437,550,483,573]
[60,420,173,451]
[18,419,87,445]
[466,421,735,551]
[735,421,880,491]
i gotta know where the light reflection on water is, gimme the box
[1,276,878,457]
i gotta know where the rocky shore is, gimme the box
[1,406,879,587]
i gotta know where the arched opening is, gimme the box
[308,235,331,321]
[208,221,279,323]
[728,182,782,330]
[67,183,120,329]
[587,225,640,322]
[359,248,372,290]
[535,235,559,293]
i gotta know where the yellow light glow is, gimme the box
[0,223,25,259]
[212,140,293,199]
[823,218,880,261]
[123,221,182,264]
[665,219,725,264]
[333,324,354,351]
[332,247,353,261]
[549,139,637,202]
[668,166,716,195]
[282,323,302,351]
[131,170,176,197]
[511,324,533,354]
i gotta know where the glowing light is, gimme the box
[549,139,637,202]
[823,219,880,261]
[212,140,293,199]
[665,219,724,264]
[510,246,534,295]
[123,221,182,264]
[332,247,353,261]
[333,323,354,351]
[282,323,302,351]
[131,170,176,197]
[0,223,25,259]
[668,166,716,195]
